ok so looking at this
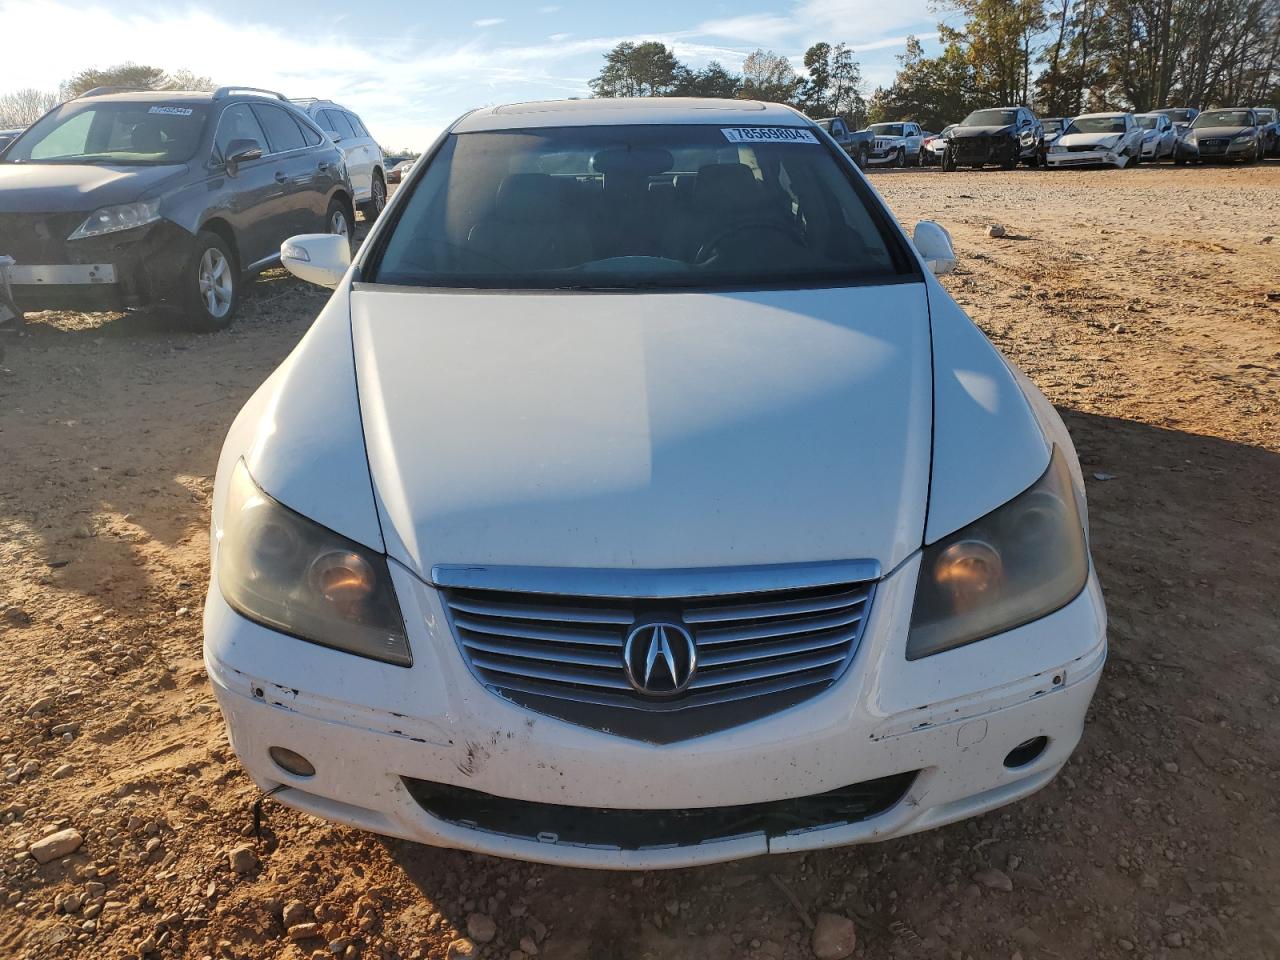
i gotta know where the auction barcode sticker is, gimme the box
[148,106,194,116]
[721,127,819,144]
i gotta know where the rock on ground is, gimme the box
[30,828,83,864]
[812,912,857,959]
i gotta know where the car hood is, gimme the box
[1188,126,1251,138]
[350,284,934,580]
[1057,132,1122,149]
[0,162,187,212]
[950,125,1014,138]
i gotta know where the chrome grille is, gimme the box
[439,568,876,743]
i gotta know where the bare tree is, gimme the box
[0,88,59,128]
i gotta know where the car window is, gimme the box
[1066,116,1127,135]
[869,124,905,137]
[252,104,306,153]
[1192,110,1253,128]
[296,117,324,147]
[963,109,1018,127]
[315,110,339,134]
[5,102,210,165]
[372,124,915,292]
[214,104,269,162]
[347,113,369,138]
[326,111,358,139]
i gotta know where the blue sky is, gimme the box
[1,0,947,149]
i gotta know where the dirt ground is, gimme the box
[1,163,1278,960]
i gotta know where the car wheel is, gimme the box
[1000,151,1017,170]
[942,149,957,172]
[894,147,905,168]
[181,232,239,331]
[1130,148,1141,166]
[360,172,387,221]
[327,198,355,253]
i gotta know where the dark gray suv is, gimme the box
[0,86,355,329]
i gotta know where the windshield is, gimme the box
[1136,116,1158,130]
[1193,110,1253,128]
[1256,109,1276,122]
[868,124,905,137]
[3,100,209,165]
[963,109,1017,127]
[1042,119,1064,134]
[371,124,912,291]
[1066,116,1126,135]
[1158,108,1195,123]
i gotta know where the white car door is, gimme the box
[324,109,372,202]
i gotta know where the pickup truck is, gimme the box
[816,117,874,168]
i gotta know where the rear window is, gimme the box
[370,125,914,291]
[3,101,209,165]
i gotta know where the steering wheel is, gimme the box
[693,221,807,265]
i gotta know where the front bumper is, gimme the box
[1047,148,1126,168]
[204,556,1107,869]
[0,219,193,312]
[1176,140,1254,161]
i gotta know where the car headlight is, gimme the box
[906,446,1089,660]
[1050,145,1066,153]
[217,460,412,666]
[68,200,161,240]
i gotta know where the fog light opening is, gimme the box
[1004,736,1049,769]
[268,746,316,778]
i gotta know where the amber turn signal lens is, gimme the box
[934,539,1003,610]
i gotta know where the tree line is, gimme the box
[590,41,868,127]
[870,0,1278,129]
[590,0,1277,133]
[0,63,215,128]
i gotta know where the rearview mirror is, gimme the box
[913,220,957,275]
[281,234,351,288]
[224,138,262,176]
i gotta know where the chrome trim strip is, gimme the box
[431,559,881,599]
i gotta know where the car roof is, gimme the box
[75,90,217,103]
[452,97,807,133]
[1076,112,1127,118]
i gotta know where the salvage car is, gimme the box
[942,106,1045,171]
[291,98,387,219]
[922,124,956,164]
[1174,108,1265,164]
[1134,112,1177,161]
[0,86,355,328]
[1251,107,1278,155]
[1047,112,1142,168]
[865,121,924,166]
[815,116,873,168]
[205,97,1107,869]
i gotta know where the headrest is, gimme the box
[694,163,759,210]
[494,173,563,220]
[590,147,673,176]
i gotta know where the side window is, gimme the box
[833,120,845,137]
[213,104,268,162]
[329,111,358,139]
[252,103,306,153]
[347,113,369,138]
[315,110,339,134]
[295,116,323,147]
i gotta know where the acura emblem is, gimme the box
[623,622,696,697]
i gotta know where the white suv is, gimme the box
[867,121,924,166]
[291,99,386,220]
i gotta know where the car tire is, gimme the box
[181,231,239,331]
[942,149,957,172]
[894,147,905,168]
[1000,151,1017,171]
[359,172,387,221]
[327,198,356,253]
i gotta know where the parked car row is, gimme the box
[817,103,1279,172]
[0,85,384,330]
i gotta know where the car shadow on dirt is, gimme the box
[371,413,1279,960]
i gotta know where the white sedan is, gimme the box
[1047,112,1144,168]
[205,97,1107,869]
[1134,112,1177,161]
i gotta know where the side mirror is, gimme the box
[913,220,957,276]
[224,138,262,176]
[281,234,351,288]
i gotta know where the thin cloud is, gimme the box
[473,17,505,28]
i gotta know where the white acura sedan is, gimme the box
[205,98,1106,869]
